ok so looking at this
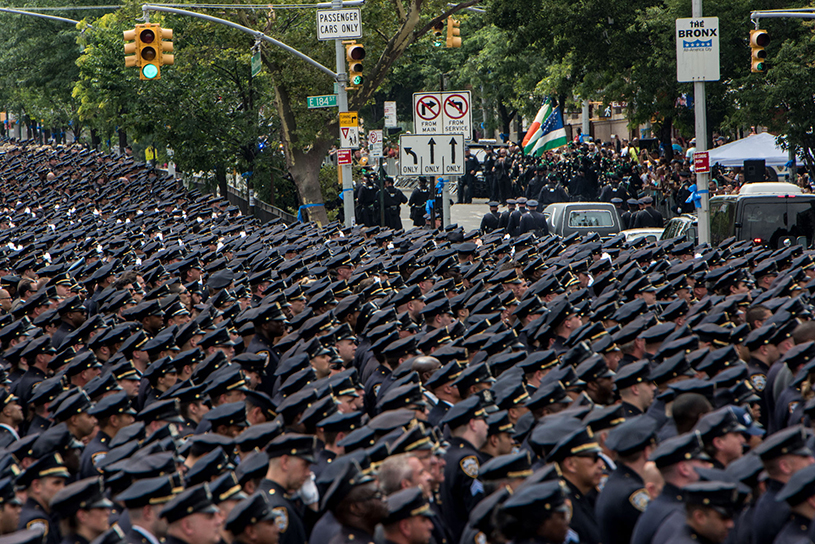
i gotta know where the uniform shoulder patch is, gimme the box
[373,384,381,396]
[789,401,799,415]
[629,489,650,512]
[475,531,487,544]
[257,350,270,362]
[91,451,108,467]
[271,507,288,533]
[460,455,479,478]
[26,519,48,535]
[750,373,767,392]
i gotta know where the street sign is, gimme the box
[340,127,359,148]
[339,112,358,127]
[369,130,383,158]
[251,52,261,77]
[412,91,472,139]
[399,134,464,177]
[676,17,720,82]
[337,149,352,165]
[384,101,397,128]
[308,95,338,109]
[316,9,362,41]
[694,151,710,173]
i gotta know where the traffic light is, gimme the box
[123,23,174,80]
[750,29,769,72]
[446,17,461,48]
[124,28,138,68]
[433,21,444,47]
[345,41,365,89]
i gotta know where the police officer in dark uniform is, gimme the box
[17,453,71,544]
[115,475,179,544]
[322,460,386,544]
[459,148,480,204]
[632,196,664,228]
[49,477,114,544]
[425,362,462,428]
[52,297,86,351]
[620,198,640,230]
[665,481,740,544]
[408,178,432,228]
[159,483,222,544]
[596,416,658,544]
[247,303,288,393]
[491,201,509,234]
[518,200,549,236]
[381,487,435,544]
[774,463,815,544]
[382,177,407,230]
[631,432,711,544]
[744,324,778,430]
[499,480,572,544]
[439,397,487,542]
[752,426,815,544]
[537,173,569,207]
[479,202,501,234]
[224,492,281,544]
[0,390,22,448]
[80,391,136,479]
[258,434,318,544]
[14,336,55,411]
[546,427,603,544]
[506,197,526,238]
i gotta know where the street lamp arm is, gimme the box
[141,4,339,80]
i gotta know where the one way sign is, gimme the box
[399,134,464,177]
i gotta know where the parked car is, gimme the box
[661,214,698,242]
[710,182,815,248]
[543,202,622,238]
[622,227,665,244]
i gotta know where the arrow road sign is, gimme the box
[413,91,472,139]
[399,134,464,177]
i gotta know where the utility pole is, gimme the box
[333,0,355,228]
[692,0,711,245]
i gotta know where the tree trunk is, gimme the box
[269,75,330,225]
[216,163,228,199]
[91,128,100,150]
[658,117,674,162]
[118,128,127,154]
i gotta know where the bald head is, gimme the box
[412,356,441,386]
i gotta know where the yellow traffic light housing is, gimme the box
[124,28,138,68]
[446,17,461,48]
[160,26,174,68]
[433,21,444,47]
[345,41,365,89]
[750,29,769,73]
[123,23,173,80]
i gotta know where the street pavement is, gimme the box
[399,195,489,232]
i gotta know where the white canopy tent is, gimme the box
[706,132,789,167]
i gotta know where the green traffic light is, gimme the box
[352,75,363,85]
[142,63,159,79]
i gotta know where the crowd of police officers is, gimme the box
[0,140,810,544]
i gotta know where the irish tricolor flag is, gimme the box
[522,101,568,156]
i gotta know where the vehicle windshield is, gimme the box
[568,210,614,228]
[742,199,815,247]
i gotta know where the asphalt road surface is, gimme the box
[399,193,490,232]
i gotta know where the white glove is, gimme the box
[298,473,319,506]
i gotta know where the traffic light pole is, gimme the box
[333,0,354,229]
[692,0,711,246]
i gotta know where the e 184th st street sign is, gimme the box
[316,9,362,41]
[399,134,464,177]
[307,95,338,109]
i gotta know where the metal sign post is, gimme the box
[676,10,719,245]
